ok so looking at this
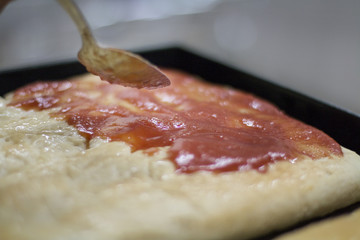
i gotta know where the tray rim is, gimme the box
[2,45,358,114]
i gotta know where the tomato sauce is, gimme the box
[9,69,342,173]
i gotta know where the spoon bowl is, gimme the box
[57,0,170,89]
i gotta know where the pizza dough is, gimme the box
[0,72,360,240]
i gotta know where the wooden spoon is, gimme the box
[57,0,170,89]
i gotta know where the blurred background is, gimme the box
[0,0,359,114]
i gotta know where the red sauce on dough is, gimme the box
[8,69,342,173]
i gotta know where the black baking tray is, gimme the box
[1,46,360,239]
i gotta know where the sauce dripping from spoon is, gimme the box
[57,0,170,89]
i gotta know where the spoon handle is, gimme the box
[57,0,97,46]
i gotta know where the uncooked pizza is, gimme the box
[0,69,359,240]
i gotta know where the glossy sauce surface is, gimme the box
[9,69,342,173]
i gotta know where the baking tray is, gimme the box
[1,46,360,239]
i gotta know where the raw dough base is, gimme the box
[1,84,360,240]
